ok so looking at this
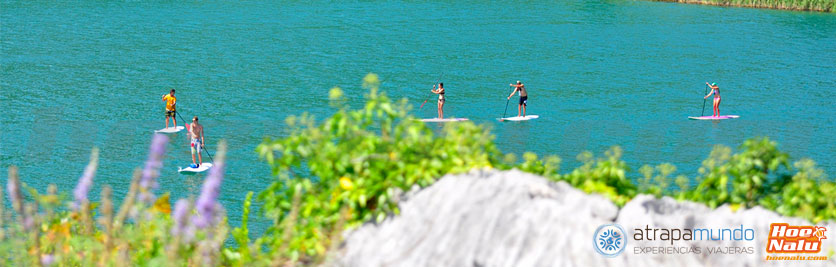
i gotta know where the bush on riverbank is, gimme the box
[2,74,835,265]
[253,74,500,264]
[651,0,835,12]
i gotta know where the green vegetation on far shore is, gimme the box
[1,74,834,266]
[650,0,836,12]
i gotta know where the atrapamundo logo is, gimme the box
[766,223,827,253]
[594,224,627,257]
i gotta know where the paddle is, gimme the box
[178,111,215,163]
[203,145,215,163]
[701,84,708,117]
[500,85,512,121]
[176,111,188,129]
[419,73,443,110]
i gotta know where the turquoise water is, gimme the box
[2,0,835,233]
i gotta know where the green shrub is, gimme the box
[255,74,501,262]
[638,163,677,198]
[760,159,836,223]
[558,147,636,206]
[727,137,790,207]
[690,145,733,208]
[683,137,836,223]
[515,152,561,179]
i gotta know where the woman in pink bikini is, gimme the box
[704,82,721,117]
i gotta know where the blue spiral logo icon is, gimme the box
[593,224,626,257]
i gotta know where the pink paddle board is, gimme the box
[688,115,740,120]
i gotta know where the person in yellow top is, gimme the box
[162,89,177,128]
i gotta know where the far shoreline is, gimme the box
[650,0,835,13]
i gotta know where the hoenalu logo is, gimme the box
[767,223,827,253]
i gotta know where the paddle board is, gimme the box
[155,126,185,133]
[498,115,539,121]
[418,118,469,122]
[178,163,213,173]
[688,115,740,120]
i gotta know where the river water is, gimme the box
[2,1,835,231]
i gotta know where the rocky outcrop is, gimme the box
[335,169,836,267]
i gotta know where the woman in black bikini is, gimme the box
[432,82,445,119]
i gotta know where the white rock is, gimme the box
[334,170,836,267]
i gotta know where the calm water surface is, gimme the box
[2,1,835,233]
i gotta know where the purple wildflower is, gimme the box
[192,141,226,229]
[6,171,22,210]
[73,149,99,210]
[171,199,191,237]
[23,205,35,230]
[139,134,169,203]
[7,167,32,231]
[41,254,55,266]
[193,159,224,229]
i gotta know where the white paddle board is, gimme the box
[155,126,185,133]
[418,118,469,122]
[178,163,213,173]
[498,115,539,121]
[688,115,740,120]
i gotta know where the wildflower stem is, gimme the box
[100,185,114,265]
[7,167,24,226]
[114,169,141,229]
